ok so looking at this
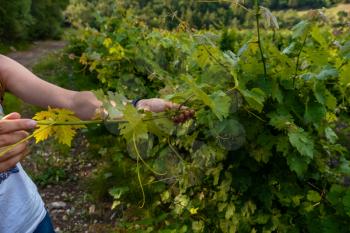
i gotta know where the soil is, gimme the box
[7,41,67,69]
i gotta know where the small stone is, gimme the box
[49,201,67,209]
[62,215,68,221]
[89,205,95,214]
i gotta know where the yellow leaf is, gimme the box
[103,38,112,48]
[108,43,125,60]
[33,108,86,146]
[55,126,77,147]
[33,125,53,143]
[189,207,199,215]
[79,53,88,65]
[32,110,55,121]
[326,112,337,123]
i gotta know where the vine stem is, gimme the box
[293,34,308,86]
[255,0,267,78]
[132,133,167,208]
[36,115,173,126]
[132,134,166,176]
[37,120,125,125]
[136,146,145,208]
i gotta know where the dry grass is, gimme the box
[326,3,350,14]
[273,3,350,17]
[298,3,350,16]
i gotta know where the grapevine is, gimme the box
[7,1,350,232]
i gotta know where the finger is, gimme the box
[184,109,195,118]
[0,142,28,163]
[2,112,21,120]
[0,131,29,147]
[0,119,37,133]
[164,101,185,110]
[19,147,30,160]
[0,148,29,172]
[172,109,195,124]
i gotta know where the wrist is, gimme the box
[132,98,143,109]
[93,106,109,120]
[71,91,103,120]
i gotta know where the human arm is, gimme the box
[0,55,99,120]
[0,55,193,120]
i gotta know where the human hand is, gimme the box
[0,113,37,172]
[136,98,195,123]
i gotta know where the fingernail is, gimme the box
[27,120,37,128]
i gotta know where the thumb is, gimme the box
[2,112,21,120]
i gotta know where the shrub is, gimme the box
[0,0,33,41]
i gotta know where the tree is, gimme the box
[0,0,33,41]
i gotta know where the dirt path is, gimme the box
[7,40,66,69]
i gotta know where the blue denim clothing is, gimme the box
[33,212,55,233]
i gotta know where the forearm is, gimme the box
[0,55,101,120]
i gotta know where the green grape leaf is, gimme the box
[271,81,283,103]
[310,26,327,48]
[304,101,326,124]
[119,105,148,141]
[307,190,321,202]
[327,185,344,206]
[184,76,230,120]
[316,67,338,80]
[292,20,311,39]
[341,41,350,59]
[268,109,294,130]
[286,153,309,176]
[211,119,246,150]
[339,64,350,90]
[251,147,272,163]
[146,117,174,137]
[325,127,338,144]
[343,190,350,217]
[282,42,298,56]
[240,88,266,113]
[313,83,337,110]
[276,136,290,156]
[288,128,314,159]
[325,92,337,110]
[209,91,231,120]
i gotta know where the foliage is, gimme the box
[64,0,349,31]
[29,0,69,39]
[0,0,68,42]
[0,0,33,41]
[38,2,350,232]
[33,108,86,146]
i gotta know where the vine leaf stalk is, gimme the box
[255,0,267,78]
